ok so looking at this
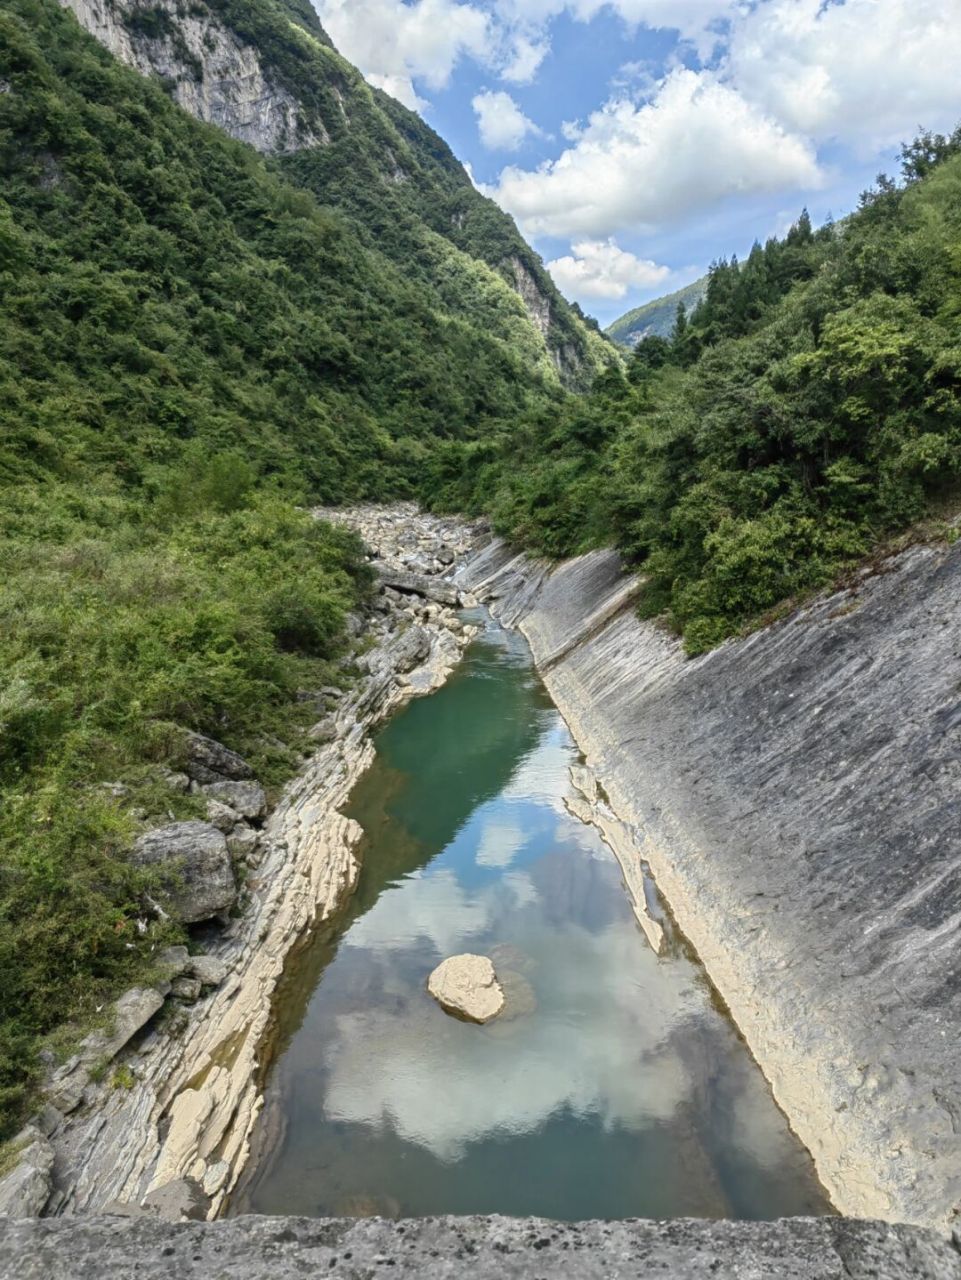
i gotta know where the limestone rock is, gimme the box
[156,946,190,979]
[225,824,260,861]
[373,565,459,606]
[46,988,165,1113]
[171,977,202,1002]
[0,1127,54,1218]
[391,625,431,674]
[201,780,266,819]
[189,955,228,987]
[181,732,253,785]
[428,954,504,1024]
[205,799,241,833]
[132,821,235,923]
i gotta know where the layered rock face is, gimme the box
[456,537,961,1234]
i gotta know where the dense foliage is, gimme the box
[464,132,961,654]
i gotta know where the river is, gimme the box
[231,611,828,1221]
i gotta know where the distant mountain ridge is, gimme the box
[606,276,708,347]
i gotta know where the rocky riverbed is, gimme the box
[0,505,484,1222]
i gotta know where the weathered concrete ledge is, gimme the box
[456,537,961,1234]
[2,1212,960,1279]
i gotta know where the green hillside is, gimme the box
[606,277,708,347]
[455,134,961,653]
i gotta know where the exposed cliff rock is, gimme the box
[59,0,324,151]
[456,535,961,1234]
[2,1212,960,1279]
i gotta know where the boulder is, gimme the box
[181,732,253,785]
[225,824,260,861]
[46,987,165,1113]
[0,1127,54,1218]
[189,954,228,987]
[132,821,236,924]
[204,800,240,833]
[373,565,459,606]
[427,954,504,1024]
[171,977,202,1003]
[201,781,266,820]
[156,945,190,979]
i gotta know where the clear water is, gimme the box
[232,614,829,1221]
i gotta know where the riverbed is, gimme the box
[232,612,827,1221]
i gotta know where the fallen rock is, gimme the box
[205,800,241,833]
[0,1127,54,1218]
[171,977,202,1002]
[188,954,228,987]
[181,732,253,785]
[427,954,504,1024]
[156,945,190,979]
[200,780,266,820]
[225,824,260,861]
[373,565,459,606]
[131,821,235,924]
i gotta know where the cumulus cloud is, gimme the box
[491,68,822,238]
[726,0,961,150]
[547,238,670,300]
[315,0,492,109]
[472,89,543,151]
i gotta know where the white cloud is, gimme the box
[472,89,543,151]
[500,32,551,83]
[490,68,822,238]
[315,0,492,109]
[726,0,961,150]
[547,238,670,300]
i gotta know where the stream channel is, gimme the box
[231,611,829,1221]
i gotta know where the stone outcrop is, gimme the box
[131,821,236,924]
[58,0,324,153]
[1,1213,959,1280]
[428,955,505,1024]
[456,534,961,1235]
[373,565,461,607]
[200,781,267,820]
[181,732,253,784]
[0,1129,55,1219]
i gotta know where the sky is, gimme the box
[310,1,961,327]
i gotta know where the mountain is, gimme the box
[58,0,608,384]
[606,276,708,347]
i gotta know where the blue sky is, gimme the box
[313,1,961,327]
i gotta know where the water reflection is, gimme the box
[232,619,829,1221]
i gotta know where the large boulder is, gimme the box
[427,954,504,1024]
[373,565,459,606]
[46,987,165,1113]
[200,780,266,819]
[391,626,431,674]
[132,821,235,923]
[181,732,253,785]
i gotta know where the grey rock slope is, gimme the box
[457,537,961,1233]
[2,1213,959,1280]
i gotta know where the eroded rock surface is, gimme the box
[428,955,505,1024]
[457,534,961,1234]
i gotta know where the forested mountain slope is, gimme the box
[59,0,607,382]
[606,277,708,347]
[462,136,961,655]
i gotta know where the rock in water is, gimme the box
[427,954,504,1024]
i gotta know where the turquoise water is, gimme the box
[232,615,829,1220]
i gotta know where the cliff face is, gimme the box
[59,0,323,150]
[457,534,961,1234]
[57,0,609,384]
